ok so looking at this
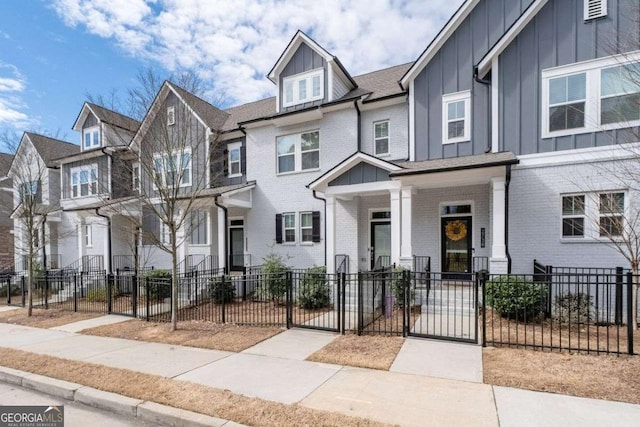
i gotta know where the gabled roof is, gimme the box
[400,0,480,88]
[223,62,411,131]
[0,153,14,177]
[25,133,80,167]
[476,0,548,78]
[72,102,140,133]
[168,82,230,129]
[390,152,518,177]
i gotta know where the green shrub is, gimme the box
[391,266,415,307]
[144,270,172,301]
[262,253,290,303]
[209,276,235,304]
[554,292,593,325]
[298,266,331,309]
[485,275,547,320]
[0,283,21,298]
[86,286,118,303]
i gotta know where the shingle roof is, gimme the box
[0,153,14,176]
[26,133,80,167]
[86,102,140,133]
[221,62,412,131]
[391,152,519,176]
[168,82,230,130]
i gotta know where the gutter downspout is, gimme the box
[214,196,228,275]
[312,190,326,266]
[505,164,512,274]
[474,66,493,154]
[354,100,362,152]
[95,208,112,274]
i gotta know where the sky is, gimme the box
[0,0,464,148]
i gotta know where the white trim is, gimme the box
[400,0,480,88]
[477,0,549,78]
[373,120,390,156]
[282,68,324,108]
[516,142,640,168]
[368,207,392,269]
[276,129,320,175]
[167,106,176,126]
[308,152,402,191]
[299,211,314,243]
[584,0,608,21]
[325,180,401,197]
[83,126,100,150]
[84,223,93,248]
[228,141,242,178]
[282,212,296,244]
[152,149,192,188]
[442,91,471,144]
[328,66,335,102]
[491,57,500,152]
[70,163,98,199]
[409,80,415,161]
[268,31,333,83]
[559,190,626,241]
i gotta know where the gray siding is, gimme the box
[61,156,109,199]
[82,113,99,129]
[211,138,247,187]
[413,0,535,161]
[328,163,390,186]
[501,0,640,155]
[280,42,328,113]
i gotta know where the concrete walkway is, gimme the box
[51,314,132,333]
[0,322,639,426]
[0,305,20,312]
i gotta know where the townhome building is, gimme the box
[0,152,15,268]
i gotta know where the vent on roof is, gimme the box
[167,106,175,126]
[584,0,607,21]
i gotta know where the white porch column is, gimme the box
[102,219,110,274]
[390,188,401,267]
[400,186,413,268]
[176,218,186,271]
[490,177,508,274]
[217,207,226,271]
[326,195,336,274]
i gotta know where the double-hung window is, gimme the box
[283,213,296,243]
[561,192,625,240]
[599,192,624,237]
[442,91,471,143]
[374,121,389,155]
[84,224,93,247]
[132,163,140,192]
[153,151,192,187]
[282,69,324,107]
[20,181,38,202]
[561,195,585,237]
[83,127,100,149]
[160,222,172,245]
[228,142,242,177]
[277,130,319,174]
[300,212,313,243]
[71,165,98,198]
[542,52,640,137]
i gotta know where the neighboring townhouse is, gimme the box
[56,102,141,273]
[0,152,15,268]
[9,133,80,271]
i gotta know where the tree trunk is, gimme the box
[171,232,178,331]
[27,250,33,317]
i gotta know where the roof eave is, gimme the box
[390,158,519,178]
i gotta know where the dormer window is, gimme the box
[167,106,175,126]
[282,69,324,107]
[83,127,100,149]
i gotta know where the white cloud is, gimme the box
[51,0,464,106]
[0,64,33,128]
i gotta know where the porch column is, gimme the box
[176,218,186,271]
[102,218,110,274]
[490,177,508,274]
[400,186,413,268]
[217,207,226,271]
[390,188,401,267]
[326,195,336,274]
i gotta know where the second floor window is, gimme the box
[132,163,140,192]
[442,91,471,144]
[153,151,191,187]
[20,181,38,202]
[228,142,242,177]
[374,121,389,155]
[548,73,586,132]
[83,127,100,149]
[282,69,324,107]
[71,166,98,198]
[277,130,320,174]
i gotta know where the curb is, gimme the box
[0,366,244,427]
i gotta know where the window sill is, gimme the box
[560,237,623,244]
[300,242,315,246]
[374,152,390,157]
[282,242,296,246]
[442,138,470,145]
[228,173,243,179]
[277,168,320,177]
[188,244,210,247]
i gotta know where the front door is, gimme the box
[370,221,391,270]
[229,225,244,272]
[441,216,472,278]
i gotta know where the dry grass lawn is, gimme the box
[0,347,392,427]
[0,308,101,328]
[483,347,640,404]
[307,334,404,370]
[82,318,282,352]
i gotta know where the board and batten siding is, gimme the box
[279,42,328,113]
[500,0,640,155]
[61,156,109,199]
[413,0,536,161]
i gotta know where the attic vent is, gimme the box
[167,106,175,126]
[584,0,607,21]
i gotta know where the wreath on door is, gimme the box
[445,220,467,241]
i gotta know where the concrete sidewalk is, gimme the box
[0,322,639,426]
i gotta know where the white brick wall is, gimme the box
[360,103,408,161]
[335,198,359,273]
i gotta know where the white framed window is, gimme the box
[228,142,242,177]
[83,127,100,149]
[153,150,191,188]
[283,212,296,243]
[160,222,172,245]
[132,163,140,192]
[300,212,313,243]
[20,181,38,202]
[560,192,626,240]
[374,120,390,155]
[84,224,93,247]
[542,52,640,138]
[442,91,471,144]
[167,106,175,126]
[71,165,98,198]
[584,0,607,20]
[276,130,320,174]
[189,210,209,245]
[282,69,324,107]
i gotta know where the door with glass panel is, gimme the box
[441,215,472,279]
[229,219,244,272]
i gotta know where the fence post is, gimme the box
[403,269,409,337]
[341,272,347,335]
[481,270,487,347]
[107,274,113,314]
[6,278,10,306]
[336,273,341,333]
[132,274,138,318]
[221,275,226,324]
[356,272,362,336]
[545,265,553,318]
[44,274,49,309]
[73,274,78,312]
[627,272,635,355]
[21,276,25,307]
[286,271,293,329]
[615,267,624,326]
[145,277,150,321]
